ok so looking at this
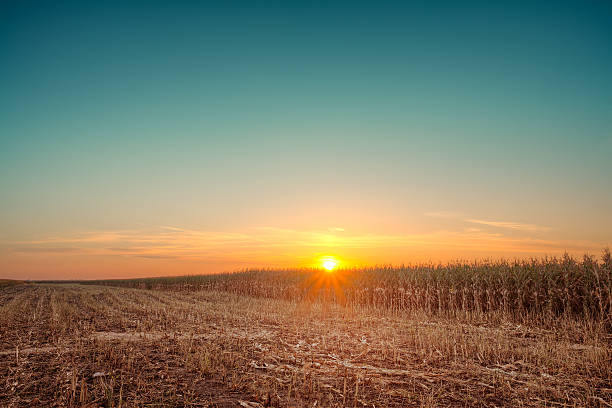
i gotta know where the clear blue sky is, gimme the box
[1,1,611,278]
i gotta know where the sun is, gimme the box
[322,258,339,271]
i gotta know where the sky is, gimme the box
[1,1,611,279]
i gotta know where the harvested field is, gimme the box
[0,280,25,289]
[1,284,610,407]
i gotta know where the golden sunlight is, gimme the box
[321,257,339,271]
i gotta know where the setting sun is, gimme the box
[322,258,339,271]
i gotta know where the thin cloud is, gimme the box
[425,211,551,233]
[107,247,145,253]
[134,254,178,259]
[328,227,345,232]
[12,247,81,253]
[466,219,550,232]
[9,226,601,264]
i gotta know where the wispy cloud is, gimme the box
[12,246,81,253]
[425,211,550,233]
[8,225,601,265]
[465,219,550,232]
[134,254,178,259]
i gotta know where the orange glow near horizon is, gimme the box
[0,224,608,280]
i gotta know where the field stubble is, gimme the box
[1,279,611,407]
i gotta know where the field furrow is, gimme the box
[1,284,610,407]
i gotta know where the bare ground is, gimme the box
[0,284,610,407]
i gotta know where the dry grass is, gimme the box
[1,283,610,407]
[0,280,26,289]
[86,251,612,330]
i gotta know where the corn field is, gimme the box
[84,250,612,328]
